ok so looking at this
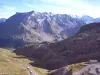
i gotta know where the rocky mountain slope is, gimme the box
[47,23,100,64]
[1,11,100,48]
[0,11,85,46]
[14,23,100,71]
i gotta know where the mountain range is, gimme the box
[0,11,100,47]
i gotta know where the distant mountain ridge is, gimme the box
[80,15,100,24]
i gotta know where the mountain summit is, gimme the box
[0,11,85,45]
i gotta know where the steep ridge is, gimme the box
[14,23,100,70]
[49,23,100,63]
[0,11,85,47]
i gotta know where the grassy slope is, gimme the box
[48,62,86,74]
[0,48,88,75]
[0,48,48,75]
[70,63,86,72]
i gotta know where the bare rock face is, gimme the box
[0,11,85,44]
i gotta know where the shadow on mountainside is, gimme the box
[14,23,100,70]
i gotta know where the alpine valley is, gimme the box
[1,11,100,75]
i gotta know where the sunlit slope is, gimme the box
[0,48,47,75]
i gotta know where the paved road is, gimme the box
[23,65,36,75]
[73,63,100,75]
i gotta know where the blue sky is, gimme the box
[0,0,100,18]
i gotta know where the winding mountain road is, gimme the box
[73,63,100,75]
[22,65,36,75]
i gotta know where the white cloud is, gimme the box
[3,6,16,11]
[3,0,99,18]
[24,3,34,8]
[41,0,87,6]
[0,11,15,18]
[40,0,100,18]
[0,6,16,18]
